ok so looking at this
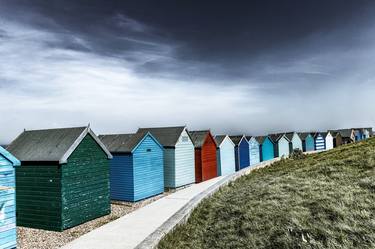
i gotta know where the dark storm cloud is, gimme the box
[1,0,375,144]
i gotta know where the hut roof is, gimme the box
[229,135,246,145]
[284,132,296,141]
[269,133,289,143]
[298,132,313,140]
[255,136,265,144]
[99,131,158,153]
[7,126,112,164]
[214,135,226,146]
[0,146,20,166]
[330,129,353,138]
[189,130,215,148]
[137,126,186,147]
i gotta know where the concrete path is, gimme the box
[62,158,282,249]
[61,176,227,249]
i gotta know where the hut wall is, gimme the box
[0,155,16,248]
[238,139,250,170]
[291,134,303,151]
[174,130,195,188]
[16,164,62,231]
[248,137,260,166]
[305,136,315,152]
[217,137,235,176]
[315,134,326,151]
[109,154,134,201]
[62,135,110,230]
[201,135,217,181]
[278,137,290,157]
[325,134,334,150]
[163,148,175,188]
[133,135,164,201]
[262,137,275,161]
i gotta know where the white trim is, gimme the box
[59,127,113,164]
[218,135,235,148]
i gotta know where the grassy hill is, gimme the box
[158,138,375,249]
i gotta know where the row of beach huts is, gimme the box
[0,125,372,248]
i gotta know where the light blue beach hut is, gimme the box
[270,133,291,158]
[246,136,260,166]
[0,146,20,249]
[214,135,236,176]
[137,126,195,188]
[99,131,164,202]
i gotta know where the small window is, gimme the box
[146,149,152,152]
[181,136,189,142]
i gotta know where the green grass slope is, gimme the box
[159,138,375,249]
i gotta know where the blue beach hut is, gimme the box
[299,133,315,152]
[246,136,260,166]
[137,126,195,188]
[214,135,236,176]
[256,136,275,162]
[0,146,20,249]
[99,131,164,202]
[314,132,326,151]
[229,135,250,171]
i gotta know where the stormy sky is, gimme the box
[1,0,375,143]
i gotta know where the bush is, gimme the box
[290,148,305,160]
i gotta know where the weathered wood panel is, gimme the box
[16,164,62,231]
[174,130,195,188]
[201,134,217,181]
[62,135,110,230]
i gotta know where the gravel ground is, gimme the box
[17,194,168,249]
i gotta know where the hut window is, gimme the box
[182,136,188,142]
[147,149,152,152]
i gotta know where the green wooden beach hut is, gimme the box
[7,126,112,231]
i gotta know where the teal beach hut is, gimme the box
[0,146,20,249]
[299,132,315,152]
[99,131,164,202]
[214,135,236,176]
[256,136,275,161]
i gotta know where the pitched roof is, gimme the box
[255,136,265,144]
[0,146,20,166]
[189,130,215,148]
[298,132,313,140]
[229,135,246,145]
[214,135,227,146]
[330,129,353,138]
[284,132,296,141]
[269,133,289,143]
[137,126,186,147]
[7,126,112,163]
[99,131,156,153]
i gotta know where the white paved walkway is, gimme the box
[61,176,226,249]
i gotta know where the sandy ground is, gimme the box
[17,195,166,249]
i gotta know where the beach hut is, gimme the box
[299,133,315,152]
[325,132,334,150]
[363,128,373,139]
[330,131,343,148]
[314,132,326,151]
[7,126,112,231]
[285,132,303,151]
[0,146,20,249]
[256,136,275,161]
[229,135,250,171]
[333,129,355,144]
[270,133,291,158]
[189,131,217,183]
[99,131,164,202]
[137,126,195,188]
[214,135,236,176]
[246,136,260,166]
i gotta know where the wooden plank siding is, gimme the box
[62,135,110,230]
[200,134,217,182]
[173,130,195,188]
[248,137,260,167]
[132,135,164,201]
[314,134,326,151]
[261,137,275,161]
[217,137,235,176]
[0,155,17,249]
[238,139,250,170]
[16,164,62,231]
[163,148,176,188]
[109,154,134,201]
